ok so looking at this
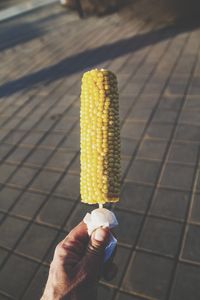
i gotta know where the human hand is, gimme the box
[41,222,117,300]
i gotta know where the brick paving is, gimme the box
[0,2,200,300]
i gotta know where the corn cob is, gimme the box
[80,69,120,204]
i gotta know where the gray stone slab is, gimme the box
[138,216,183,257]
[118,182,153,213]
[160,163,195,191]
[9,166,38,188]
[0,163,17,184]
[121,121,146,140]
[0,216,28,249]
[168,142,199,165]
[174,124,200,143]
[190,193,200,224]
[12,191,46,219]
[150,188,190,221]
[126,159,161,185]
[54,173,80,200]
[101,246,131,288]
[16,223,58,260]
[22,265,49,300]
[170,263,200,300]
[0,254,38,299]
[145,123,174,140]
[0,248,9,266]
[181,224,200,264]
[137,139,167,161]
[36,196,74,227]
[113,209,143,247]
[0,187,21,212]
[47,150,76,171]
[123,252,174,300]
[30,170,61,193]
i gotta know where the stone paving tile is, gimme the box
[101,246,131,288]
[0,216,28,249]
[30,170,61,193]
[122,252,174,300]
[21,131,45,146]
[121,138,138,158]
[97,284,114,300]
[0,186,21,212]
[22,265,49,300]
[0,163,17,183]
[145,123,174,140]
[170,263,200,300]
[152,109,178,124]
[9,166,38,188]
[44,231,67,264]
[160,163,195,191]
[116,292,144,300]
[158,95,183,111]
[46,150,76,171]
[113,209,143,247]
[118,182,153,213]
[121,121,146,140]
[6,145,32,163]
[138,216,183,257]
[40,132,65,148]
[126,159,161,184]
[16,223,58,260]
[168,141,199,165]
[64,203,93,232]
[181,224,200,264]
[137,139,168,161]
[150,188,190,221]
[60,132,79,151]
[54,173,80,200]
[190,193,200,224]
[26,148,53,167]
[0,143,14,161]
[68,153,80,174]
[184,96,200,110]
[36,196,74,228]
[0,254,38,299]
[174,124,200,143]
[0,248,9,266]
[12,191,46,219]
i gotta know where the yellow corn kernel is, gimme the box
[80,69,120,204]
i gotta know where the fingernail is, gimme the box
[94,228,107,242]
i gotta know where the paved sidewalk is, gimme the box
[0,2,200,300]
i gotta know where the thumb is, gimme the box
[85,227,110,263]
[90,227,110,253]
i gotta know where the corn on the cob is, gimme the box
[80,69,120,204]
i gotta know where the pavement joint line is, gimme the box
[111,30,192,300]
[0,0,58,23]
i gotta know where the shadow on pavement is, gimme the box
[0,22,44,52]
[0,20,199,98]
